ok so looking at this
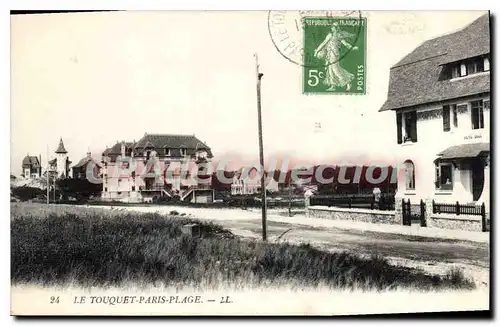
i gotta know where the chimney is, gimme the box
[121,141,126,157]
[39,154,42,177]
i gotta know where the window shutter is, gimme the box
[479,101,484,129]
[484,57,490,71]
[396,112,402,144]
[435,166,440,189]
[452,105,458,127]
[460,63,467,76]
[410,111,417,142]
[443,105,450,131]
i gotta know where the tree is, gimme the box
[56,178,102,202]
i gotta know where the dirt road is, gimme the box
[93,204,491,287]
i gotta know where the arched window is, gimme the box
[404,160,415,190]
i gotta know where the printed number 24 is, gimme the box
[307,69,324,87]
[50,296,60,304]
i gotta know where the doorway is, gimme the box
[471,158,485,201]
[144,177,155,190]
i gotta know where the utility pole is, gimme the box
[255,53,267,241]
[53,177,56,202]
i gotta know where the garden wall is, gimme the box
[426,214,484,232]
[307,206,400,225]
[423,199,488,232]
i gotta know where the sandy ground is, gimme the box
[85,204,490,289]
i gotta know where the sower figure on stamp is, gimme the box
[313,23,359,91]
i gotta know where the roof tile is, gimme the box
[380,13,490,112]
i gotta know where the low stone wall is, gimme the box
[307,206,400,225]
[427,213,484,232]
[424,198,488,232]
[101,191,143,204]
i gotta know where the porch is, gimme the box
[433,142,490,204]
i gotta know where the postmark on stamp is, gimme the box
[268,11,363,67]
[302,17,367,95]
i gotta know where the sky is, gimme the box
[10,10,487,175]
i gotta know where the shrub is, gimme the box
[11,186,45,201]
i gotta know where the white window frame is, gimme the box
[164,148,171,156]
[443,104,459,132]
[470,100,485,130]
[180,148,187,156]
[404,160,415,191]
[402,110,417,143]
[436,162,454,191]
[451,104,458,129]
[401,111,408,141]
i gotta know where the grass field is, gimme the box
[11,203,475,291]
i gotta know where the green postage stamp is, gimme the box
[303,17,367,95]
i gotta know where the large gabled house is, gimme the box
[101,133,214,203]
[380,13,490,207]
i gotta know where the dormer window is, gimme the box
[180,148,187,156]
[196,150,207,159]
[164,148,170,156]
[443,55,489,80]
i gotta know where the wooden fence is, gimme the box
[432,200,487,232]
[432,200,485,216]
[309,193,395,211]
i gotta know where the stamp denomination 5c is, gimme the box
[303,17,367,95]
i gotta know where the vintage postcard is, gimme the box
[10,10,490,316]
